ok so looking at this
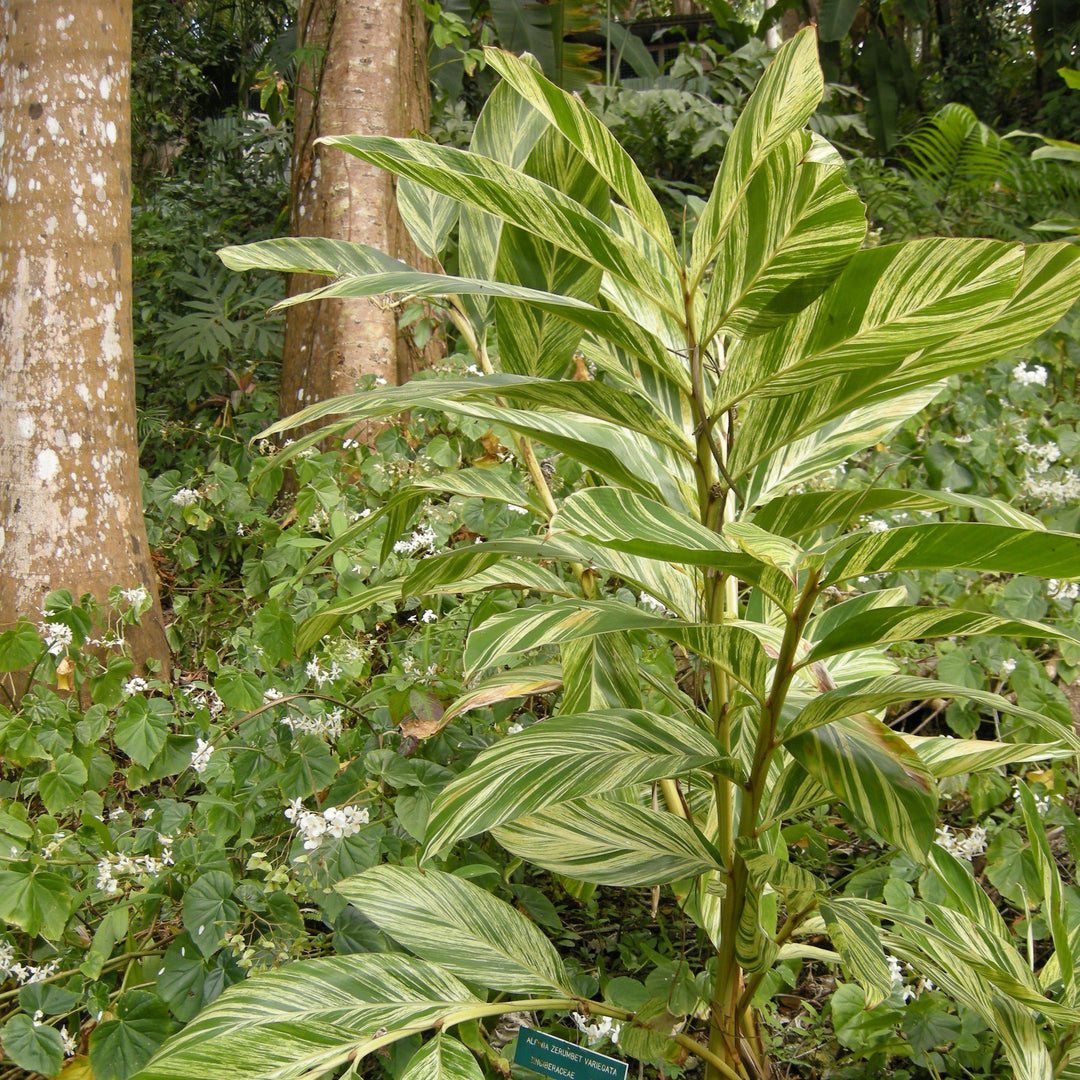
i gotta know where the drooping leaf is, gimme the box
[424,710,738,859]
[494,798,723,885]
[785,714,937,860]
[439,665,564,729]
[399,1034,485,1080]
[335,866,571,994]
[819,899,894,1007]
[134,953,486,1080]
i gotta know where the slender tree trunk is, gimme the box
[0,0,170,672]
[281,0,433,421]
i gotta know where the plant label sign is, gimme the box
[514,1027,627,1080]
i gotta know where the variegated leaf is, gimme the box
[423,710,739,859]
[397,177,458,260]
[905,735,1075,778]
[782,674,1063,740]
[493,798,723,885]
[560,632,642,712]
[699,133,866,342]
[1016,781,1075,1002]
[462,599,769,698]
[722,521,802,581]
[495,126,607,380]
[400,1035,485,1080]
[752,486,1044,539]
[219,235,412,276]
[551,488,796,610]
[927,844,1011,942]
[484,48,678,269]
[736,884,778,974]
[785,714,937,861]
[690,28,823,284]
[818,898,893,1007]
[734,838,823,909]
[134,953,483,1080]
[335,866,571,994]
[823,521,1080,584]
[439,665,563,728]
[718,239,1021,411]
[318,135,678,312]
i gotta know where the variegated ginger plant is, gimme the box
[141,29,1080,1080]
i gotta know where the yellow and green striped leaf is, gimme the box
[493,799,724,885]
[690,28,824,285]
[699,133,866,342]
[560,632,642,712]
[423,710,739,860]
[823,522,1080,584]
[440,665,563,728]
[462,600,770,698]
[819,898,893,1007]
[785,714,937,860]
[782,674,1065,740]
[400,1035,485,1080]
[318,135,677,311]
[135,953,483,1080]
[335,866,571,995]
[484,48,678,269]
[905,735,1076,778]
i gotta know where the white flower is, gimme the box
[60,1025,78,1056]
[263,687,285,703]
[280,708,343,742]
[507,723,524,735]
[1000,658,1017,675]
[421,608,437,623]
[121,586,149,605]
[190,739,214,774]
[123,677,149,695]
[285,801,369,853]
[392,525,437,556]
[171,487,201,506]
[934,824,987,860]
[571,1012,621,1046]
[886,954,904,986]
[506,503,529,515]
[305,657,341,687]
[1048,578,1080,601]
[639,592,671,615]
[866,519,889,533]
[1011,362,1048,386]
[41,622,72,656]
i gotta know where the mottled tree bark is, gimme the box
[0,0,170,671]
[282,0,432,420]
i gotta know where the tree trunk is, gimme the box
[0,0,170,673]
[281,0,433,422]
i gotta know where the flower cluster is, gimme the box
[185,686,225,716]
[95,836,175,895]
[886,954,932,1002]
[41,621,72,656]
[639,592,672,615]
[571,1012,621,1046]
[1015,433,1061,474]
[934,824,987,860]
[0,941,62,985]
[1020,470,1080,505]
[305,657,342,687]
[121,585,149,606]
[124,676,149,695]
[170,486,202,506]
[1011,361,1048,386]
[284,799,369,852]
[1013,784,1051,815]
[1048,579,1080,601]
[393,524,437,556]
[190,739,214,774]
[280,709,343,742]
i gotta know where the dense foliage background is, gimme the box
[4,3,1080,1079]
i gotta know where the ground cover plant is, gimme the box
[116,27,1080,1080]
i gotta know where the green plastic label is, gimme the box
[514,1027,627,1080]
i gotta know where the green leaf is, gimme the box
[1,1014,63,1077]
[90,990,173,1080]
[824,522,1080,584]
[735,838,822,909]
[335,865,571,994]
[736,883,778,974]
[559,632,642,713]
[113,697,169,768]
[691,28,824,285]
[38,751,88,815]
[397,178,458,260]
[134,953,486,1080]
[400,1034,485,1080]
[786,714,936,860]
[494,799,723,885]
[819,899,893,1008]
[424,710,737,859]
[182,871,239,958]
[0,865,75,939]
[0,622,43,672]
[905,734,1075,777]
